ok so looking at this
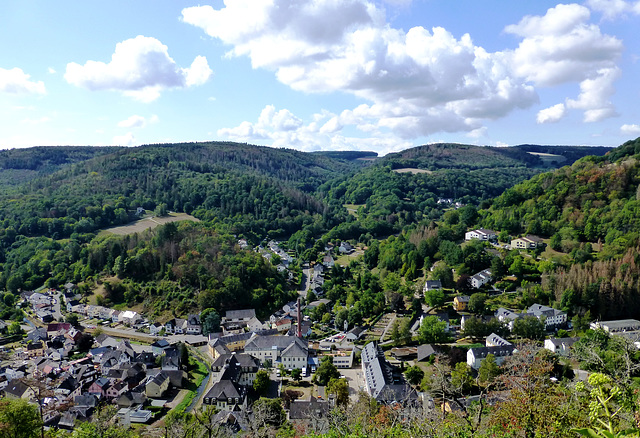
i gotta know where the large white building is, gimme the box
[243,335,308,369]
[465,229,497,241]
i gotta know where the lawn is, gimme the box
[172,357,209,414]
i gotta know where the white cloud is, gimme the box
[21,116,51,125]
[48,67,56,74]
[117,114,159,128]
[186,1,624,140]
[113,132,136,146]
[586,0,640,19]
[217,104,412,154]
[537,103,567,124]
[65,36,212,102]
[0,67,46,94]
[467,127,488,139]
[621,124,640,135]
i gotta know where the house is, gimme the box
[331,349,356,368]
[322,255,335,269]
[119,310,141,326]
[202,379,246,410]
[161,348,181,371]
[467,344,515,370]
[485,333,511,347]
[361,342,415,403]
[465,229,497,241]
[117,390,147,408]
[510,235,545,250]
[453,295,471,312]
[186,314,202,335]
[416,344,436,362]
[423,280,442,292]
[470,269,492,289]
[88,377,112,397]
[66,300,80,313]
[211,353,260,386]
[3,381,35,400]
[106,381,129,399]
[339,241,354,254]
[345,326,366,341]
[149,322,164,336]
[146,372,170,398]
[527,304,567,329]
[151,339,171,355]
[224,309,256,324]
[26,341,45,358]
[544,338,579,356]
[244,335,308,369]
[47,322,71,337]
[247,317,268,332]
[590,319,640,334]
[273,318,292,333]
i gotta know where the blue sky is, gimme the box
[1,0,640,155]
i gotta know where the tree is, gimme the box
[313,356,340,386]
[200,308,221,335]
[418,315,450,344]
[335,309,349,331]
[390,320,401,346]
[404,365,424,386]
[8,321,23,335]
[327,377,349,407]
[290,368,302,382]
[281,389,303,409]
[0,398,42,438]
[477,353,500,386]
[253,369,270,395]
[306,289,317,303]
[425,288,445,309]
[65,313,79,327]
[431,264,454,288]
[467,293,487,314]
[250,397,286,429]
[512,315,545,341]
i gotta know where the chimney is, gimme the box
[297,297,302,338]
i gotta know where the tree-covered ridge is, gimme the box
[483,137,640,257]
[0,220,291,318]
[381,143,543,169]
[0,142,365,241]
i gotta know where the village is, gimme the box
[1,231,639,434]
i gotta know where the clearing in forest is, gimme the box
[100,213,199,236]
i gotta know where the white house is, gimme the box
[470,269,492,289]
[465,229,497,241]
[544,338,578,356]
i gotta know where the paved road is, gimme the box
[80,321,208,346]
[299,267,311,299]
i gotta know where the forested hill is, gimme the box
[0,146,122,186]
[379,142,610,170]
[0,142,371,241]
[479,137,640,319]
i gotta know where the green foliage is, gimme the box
[512,315,545,340]
[418,315,450,344]
[0,398,42,438]
[313,356,341,386]
[477,353,500,386]
[200,308,221,335]
[327,377,349,407]
[404,365,424,386]
[425,288,445,309]
[253,369,270,395]
[467,293,487,314]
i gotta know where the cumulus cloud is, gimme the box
[117,114,159,128]
[113,132,136,146]
[537,103,567,124]
[586,0,640,19]
[621,124,640,135]
[65,36,212,102]
[0,67,46,94]
[218,104,412,153]
[184,0,623,142]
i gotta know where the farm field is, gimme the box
[100,213,199,236]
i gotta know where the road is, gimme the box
[299,266,311,300]
[80,321,208,346]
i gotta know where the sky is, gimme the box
[1,0,640,155]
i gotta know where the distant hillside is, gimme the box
[483,137,640,257]
[0,142,366,242]
[0,146,121,186]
